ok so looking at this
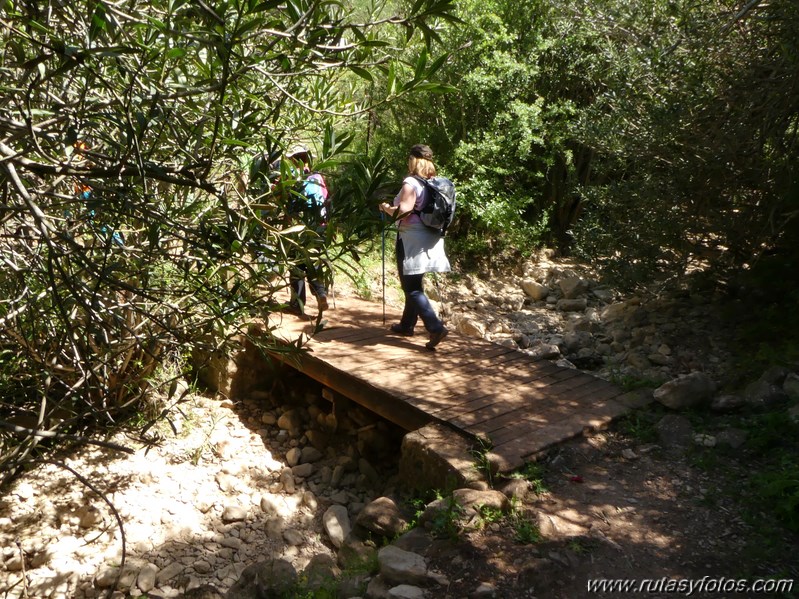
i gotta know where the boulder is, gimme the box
[559,276,590,299]
[226,559,297,599]
[521,280,549,301]
[744,379,789,408]
[783,373,799,401]
[653,372,716,410]
[556,298,588,312]
[355,496,408,539]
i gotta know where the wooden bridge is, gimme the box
[267,294,648,472]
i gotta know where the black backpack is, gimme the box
[413,175,457,236]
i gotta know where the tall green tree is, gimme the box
[0,0,456,479]
[367,0,799,280]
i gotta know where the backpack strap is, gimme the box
[410,175,428,216]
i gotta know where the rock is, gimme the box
[648,353,672,366]
[280,468,296,493]
[399,423,485,493]
[627,352,651,370]
[180,585,225,599]
[600,298,640,323]
[455,316,486,339]
[495,478,532,501]
[559,276,590,299]
[285,447,302,466]
[784,373,799,401]
[302,490,318,511]
[716,428,748,449]
[556,298,588,312]
[521,280,549,301]
[291,462,314,478]
[156,562,184,585]
[94,566,119,589]
[561,331,593,353]
[693,434,716,447]
[367,575,393,598]
[621,449,638,460]
[337,534,378,571]
[215,472,240,493]
[760,365,791,385]
[653,372,716,410]
[226,559,297,599]
[277,409,303,432]
[420,489,509,527]
[788,403,799,424]
[282,528,304,546]
[470,582,498,598]
[592,288,615,302]
[300,446,324,463]
[323,505,351,549]
[655,414,693,448]
[711,394,746,412]
[193,560,212,574]
[388,584,427,598]
[305,428,331,450]
[13,481,35,501]
[303,554,340,593]
[221,505,247,522]
[137,563,159,593]
[377,546,432,587]
[744,379,789,408]
[358,457,381,485]
[355,496,408,538]
[525,343,561,360]
[566,311,601,333]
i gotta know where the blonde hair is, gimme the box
[408,155,436,179]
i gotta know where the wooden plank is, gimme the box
[491,418,587,467]
[460,402,568,437]
[292,354,432,431]
[485,383,626,447]
[265,294,632,475]
[431,367,583,421]
[312,343,521,388]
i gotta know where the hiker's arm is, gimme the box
[380,183,415,219]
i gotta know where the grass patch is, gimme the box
[506,461,548,494]
[740,409,799,535]
[617,408,662,444]
[509,510,543,545]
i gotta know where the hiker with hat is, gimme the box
[282,144,331,315]
[379,144,450,350]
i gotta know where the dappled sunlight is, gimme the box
[0,393,338,598]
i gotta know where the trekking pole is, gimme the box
[380,211,386,325]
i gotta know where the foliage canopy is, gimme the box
[0,0,457,479]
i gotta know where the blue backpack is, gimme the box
[299,172,329,224]
[413,176,457,236]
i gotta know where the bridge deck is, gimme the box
[267,295,648,472]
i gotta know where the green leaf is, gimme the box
[165,48,187,60]
[252,0,285,11]
[349,66,373,82]
[90,2,108,42]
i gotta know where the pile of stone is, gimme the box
[439,257,735,387]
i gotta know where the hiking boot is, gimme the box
[425,327,448,350]
[317,295,329,311]
[389,324,414,337]
[284,303,305,316]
